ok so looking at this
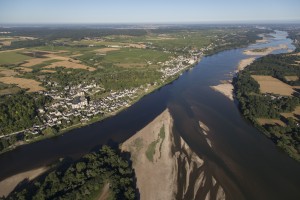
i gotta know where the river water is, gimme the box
[0,30,299,199]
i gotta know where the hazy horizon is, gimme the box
[1,0,299,24]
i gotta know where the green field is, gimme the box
[0,51,31,64]
[102,48,171,67]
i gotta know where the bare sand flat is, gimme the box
[121,109,175,200]
[210,84,234,101]
[210,57,255,101]
[0,76,45,92]
[251,75,296,96]
[121,109,225,200]
[244,44,288,56]
[237,57,256,71]
[0,167,48,197]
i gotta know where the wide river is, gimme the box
[0,30,299,199]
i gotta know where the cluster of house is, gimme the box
[159,53,202,79]
[21,44,216,136]
[24,82,142,135]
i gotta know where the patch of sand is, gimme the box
[244,44,288,56]
[285,76,299,81]
[210,84,234,101]
[0,76,45,92]
[0,167,48,197]
[251,75,296,96]
[97,183,110,200]
[199,121,210,132]
[121,109,225,200]
[121,109,175,200]
[210,57,255,101]
[237,57,256,71]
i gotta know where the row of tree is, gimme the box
[0,92,50,136]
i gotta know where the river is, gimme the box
[0,30,299,199]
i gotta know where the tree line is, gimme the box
[4,145,137,200]
[234,52,300,161]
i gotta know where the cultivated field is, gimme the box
[251,75,296,96]
[281,106,300,121]
[102,48,171,68]
[40,69,56,73]
[16,67,33,72]
[256,118,286,126]
[0,77,45,92]
[0,87,21,96]
[45,60,95,71]
[285,76,299,81]
[94,47,120,54]
[0,51,31,65]
[0,68,19,76]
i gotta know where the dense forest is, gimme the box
[0,92,51,151]
[0,92,50,134]
[234,53,300,161]
[4,145,137,200]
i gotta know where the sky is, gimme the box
[0,0,300,24]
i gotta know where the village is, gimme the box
[4,49,204,138]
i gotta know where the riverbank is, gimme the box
[210,56,257,101]
[244,44,288,56]
[210,81,234,101]
[0,58,201,155]
[211,39,292,101]
[0,167,49,197]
